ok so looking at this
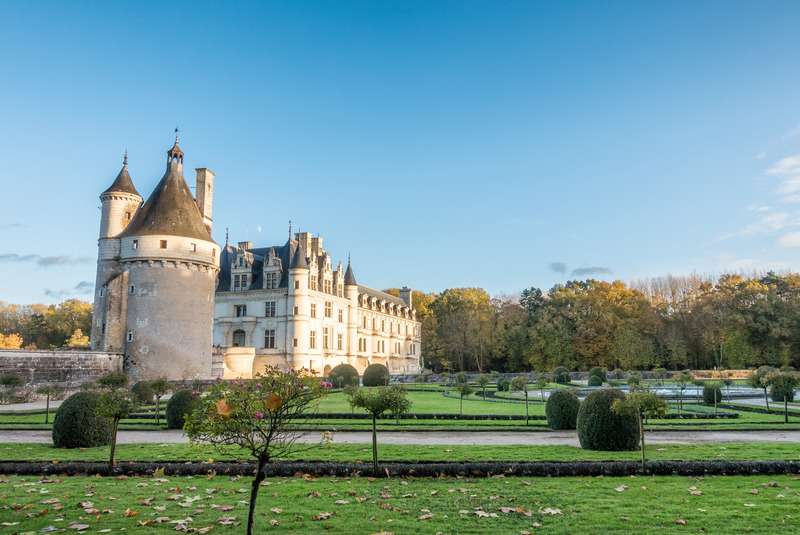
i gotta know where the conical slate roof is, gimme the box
[102,164,140,197]
[290,244,309,269]
[344,262,357,285]
[119,167,212,242]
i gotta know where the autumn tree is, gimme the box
[350,387,409,477]
[98,388,139,472]
[511,375,531,424]
[150,377,171,425]
[475,374,490,401]
[612,389,667,472]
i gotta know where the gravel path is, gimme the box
[4,429,800,447]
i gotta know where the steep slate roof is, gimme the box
[290,245,309,269]
[119,167,212,242]
[216,239,298,292]
[103,164,140,197]
[357,285,408,307]
[344,263,357,285]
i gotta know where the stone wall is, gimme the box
[0,349,122,384]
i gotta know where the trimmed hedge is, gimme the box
[770,386,795,403]
[545,389,580,430]
[131,381,154,404]
[588,367,606,382]
[496,377,511,391]
[166,389,195,430]
[552,367,571,384]
[577,388,638,451]
[329,364,359,388]
[363,364,390,387]
[703,384,723,405]
[587,375,603,387]
[52,391,112,448]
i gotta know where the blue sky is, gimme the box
[2,1,800,304]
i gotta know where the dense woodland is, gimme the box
[2,271,799,374]
[391,271,800,373]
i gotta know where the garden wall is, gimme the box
[0,349,122,384]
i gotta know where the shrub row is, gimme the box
[716,403,800,418]
[301,412,547,421]
[3,459,798,478]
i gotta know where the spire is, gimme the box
[290,244,309,269]
[344,258,357,286]
[102,152,140,197]
[166,127,184,170]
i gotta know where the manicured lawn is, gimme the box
[3,441,800,463]
[0,473,797,533]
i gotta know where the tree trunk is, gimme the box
[638,411,646,473]
[371,415,379,477]
[764,388,770,411]
[525,392,529,425]
[460,395,463,415]
[246,457,267,535]
[45,395,50,424]
[785,397,789,424]
[482,387,486,401]
[540,389,545,403]
[155,397,161,425]
[108,419,119,474]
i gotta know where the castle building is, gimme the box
[214,233,421,377]
[90,139,220,380]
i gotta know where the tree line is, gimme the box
[392,270,800,373]
[0,299,92,349]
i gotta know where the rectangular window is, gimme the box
[265,301,276,317]
[309,275,317,290]
[382,320,385,331]
[129,285,135,294]
[337,284,343,297]
[235,305,247,317]
[212,249,216,258]
[264,329,276,349]
[160,240,167,249]
[310,330,317,349]
[265,272,279,289]
[292,338,298,348]
[132,239,138,249]
[310,303,317,318]
[338,309,343,322]
[294,281,300,290]
[190,243,197,252]
[126,330,133,342]
[125,211,132,220]
[102,322,106,335]
[324,279,332,294]
[337,333,343,350]
[324,301,332,318]
[293,306,299,315]
[363,316,367,328]
[323,327,329,349]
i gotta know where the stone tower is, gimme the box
[91,139,221,380]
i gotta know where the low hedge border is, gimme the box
[1,460,797,478]
[305,413,548,421]
[716,403,800,418]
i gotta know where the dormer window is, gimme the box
[265,272,279,289]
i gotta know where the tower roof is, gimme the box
[290,244,309,269]
[102,155,140,197]
[344,262,357,285]
[119,145,212,242]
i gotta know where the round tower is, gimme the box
[286,244,310,370]
[343,261,359,369]
[116,139,220,380]
[91,154,142,351]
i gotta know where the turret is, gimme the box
[98,153,142,240]
[287,244,310,368]
[344,260,359,366]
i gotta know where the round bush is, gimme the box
[362,364,390,387]
[0,374,26,387]
[587,375,603,387]
[577,388,638,451]
[545,389,580,430]
[52,391,112,448]
[329,364,359,388]
[702,384,722,405]
[588,367,606,382]
[166,389,196,429]
[770,385,795,403]
[131,381,154,404]
[553,367,571,385]
[496,377,511,392]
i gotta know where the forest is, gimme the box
[392,271,800,373]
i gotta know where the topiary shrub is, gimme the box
[553,367,571,384]
[131,381,154,404]
[455,372,468,384]
[577,388,638,451]
[496,377,511,392]
[770,385,795,403]
[545,389,580,430]
[588,375,603,387]
[703,384,722,405]
[0,374,26,387]
[362,364,390,387]
[52,391,112,448]
[588,367,606,383]
[166,389,196,430]
[329,364,359,388]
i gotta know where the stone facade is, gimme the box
[0,349,122,384]
[214,233,421,378]
[90,140,220,380]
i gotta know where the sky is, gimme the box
[1,0,800,305]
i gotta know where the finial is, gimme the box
[123,150,128,166]
[348,252,351,265]
[174,126,180,142]
[225,227,229,246]
[288,220,292,240]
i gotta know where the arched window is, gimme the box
[232,329,246,347]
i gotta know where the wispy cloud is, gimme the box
[0,254,92,267]
[571,266,612,277]
[547,262,567,274]
[44,281,94,299]
[0,223,24,230]
[777,231,800,248]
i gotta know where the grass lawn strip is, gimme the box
[1,473,798,533]
[3,442,800,464]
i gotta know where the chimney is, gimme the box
[195,168,215,234]
[400,286,413,308]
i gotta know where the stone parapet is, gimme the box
[0,349,122,384]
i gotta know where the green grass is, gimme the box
[0,473,798,533]
[3,441,800,464]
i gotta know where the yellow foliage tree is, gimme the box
[65,329,90,348]
[0,333,23,349]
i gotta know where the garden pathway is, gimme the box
[4,429,800,447]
